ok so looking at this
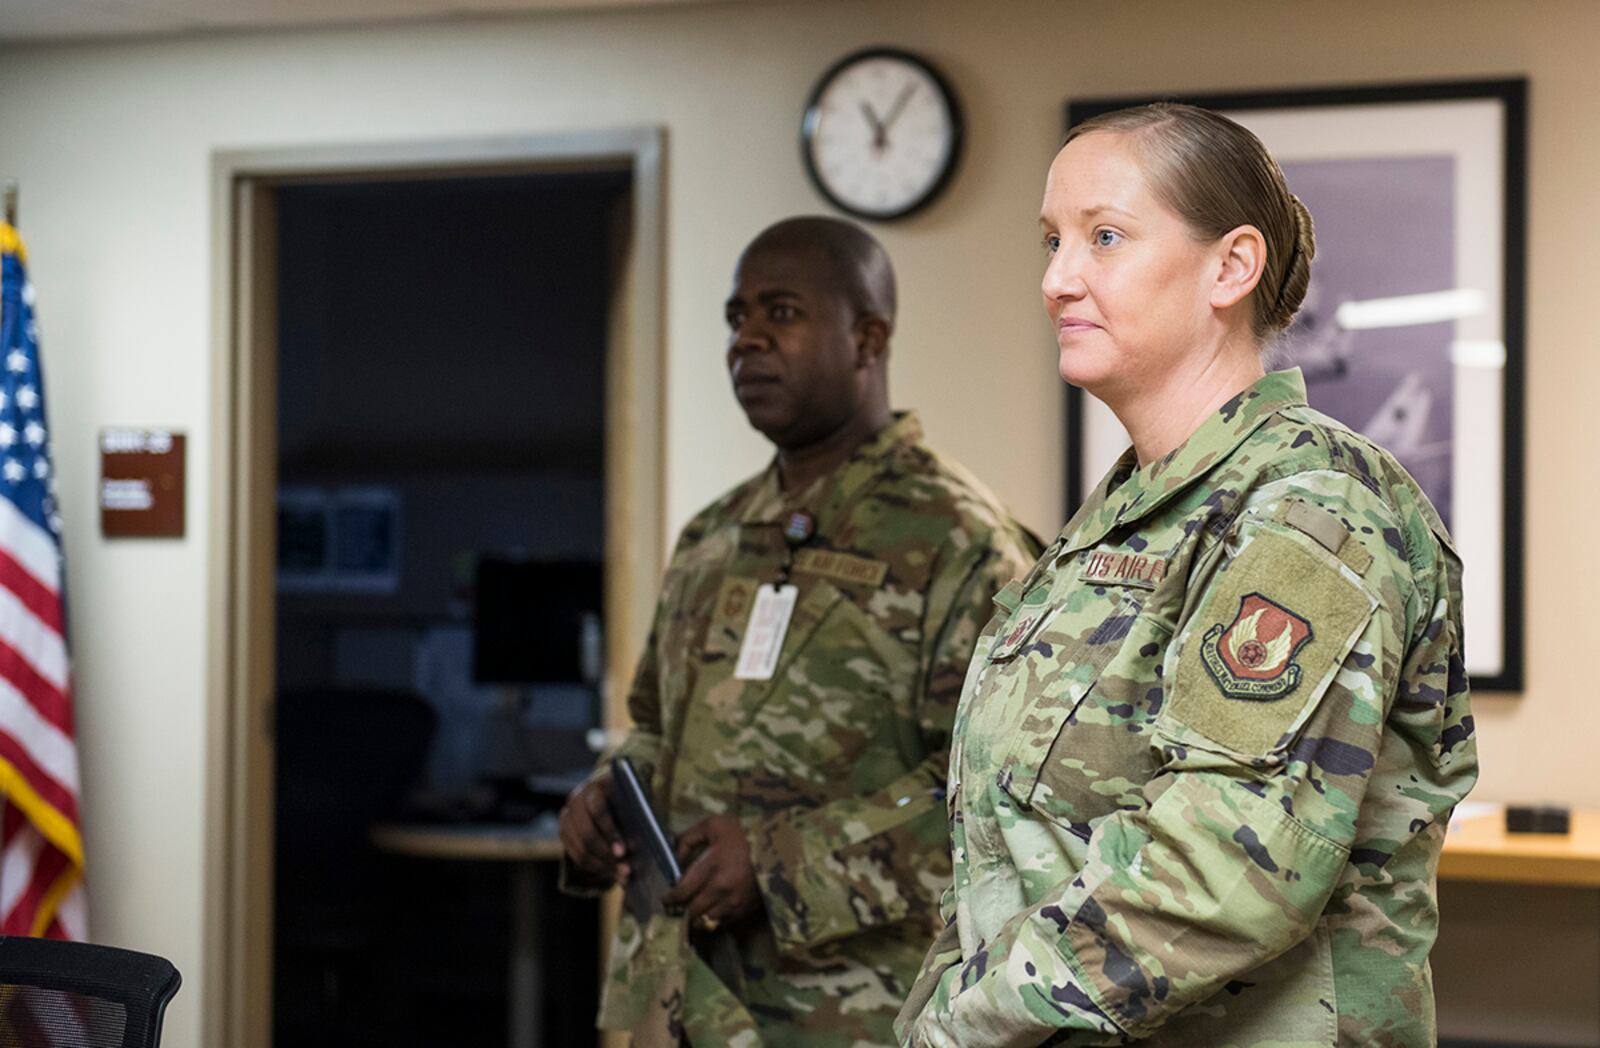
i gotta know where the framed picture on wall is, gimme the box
[1063,79,1527,691]
[277,485,402,594]
[277,488,332,592]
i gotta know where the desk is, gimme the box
[1439,807,1600,887]
[1435,807,1600,1044]
[372,821,565,1048]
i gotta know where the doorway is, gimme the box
[207,131,664,1048]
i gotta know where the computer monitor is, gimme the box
[472,559,602,684]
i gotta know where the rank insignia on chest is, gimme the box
[718,577,755,622]
[989,605,1054,660]
[1200,593,1314,700]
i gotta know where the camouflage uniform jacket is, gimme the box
[579,412,1038,1047]
[896,370,1477,1047]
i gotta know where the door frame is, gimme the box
[205,128,666,1048]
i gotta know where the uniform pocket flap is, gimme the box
[997,591,1144,807]
[765,577,846,685]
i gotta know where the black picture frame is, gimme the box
[1063,79,1526,692]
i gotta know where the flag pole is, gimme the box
[2,181,16,226]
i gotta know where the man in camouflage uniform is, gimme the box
[559,216,1038,1047]
[897,369,1477,1046]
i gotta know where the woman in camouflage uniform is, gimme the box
[896,105,1477,1047]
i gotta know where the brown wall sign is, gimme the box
[100,429,185,538]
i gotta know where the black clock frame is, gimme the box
[800,46,965,222]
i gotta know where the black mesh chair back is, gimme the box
[0,936,180,1048]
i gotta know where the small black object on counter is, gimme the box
[1505,804,1571,834]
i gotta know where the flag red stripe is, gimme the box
[2,841,67,935]
[0,640,72,734]
[0,731,77,825]
[0,550,61,634]
[2,238,86,946]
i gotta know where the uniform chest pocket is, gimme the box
[741,578,920,791]
[994,592,1172,833]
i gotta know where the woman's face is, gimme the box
[1039,131,1222,399]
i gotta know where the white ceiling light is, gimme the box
[1449,340,1507,369]
[1335,288,1487,331]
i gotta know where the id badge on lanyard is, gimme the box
[734,584,799,680]
[734,510,812,681]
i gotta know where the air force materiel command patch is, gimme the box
[1200,593,1314,700]
[1169,524,1377,758]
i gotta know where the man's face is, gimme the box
[723,246,863,450]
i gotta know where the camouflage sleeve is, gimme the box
[591,517,710,790]
[609,620,669,779]
[560,519,701,897]
[749,534,1031,955]
[906,473,1448,1046]
[558,619,668,898]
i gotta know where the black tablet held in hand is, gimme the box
[608,756,681,921]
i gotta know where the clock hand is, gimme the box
[881,83,918,133]
[859,100,888,151]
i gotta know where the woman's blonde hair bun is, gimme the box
[1263,194,1316,335]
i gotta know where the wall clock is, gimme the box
[801,47,964,221]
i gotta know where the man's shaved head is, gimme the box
[740,215,896,327]
[723,215,897,456]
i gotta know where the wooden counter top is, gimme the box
[1439,807,1600,888]
[371,821,566,863]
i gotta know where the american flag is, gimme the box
[0,221,86,941]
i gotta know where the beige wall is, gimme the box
[0,0,1595,1044]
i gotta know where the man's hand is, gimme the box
[558,776,629,886]
[663,814,762,929]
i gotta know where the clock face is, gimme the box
[802,49,962,221]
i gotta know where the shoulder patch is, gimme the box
[1170,526,1376,756]
[1200,593,1313,700]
